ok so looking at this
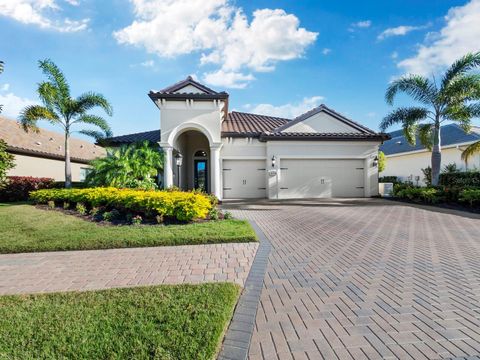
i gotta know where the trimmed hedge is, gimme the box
[30,188,212,222]
[439,171,480,187]
[459,189,480,207]
[0,176,55,202]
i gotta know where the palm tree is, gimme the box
[86,141,163,190]
[19,59,113,188]
[380,52,480,185]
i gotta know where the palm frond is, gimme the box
[75,92,113,116]
[37,81,59,109]
[385,75,437,105]
[18,105,60,133]
[444,103,480,132]
[380,107,429,132]
[441,52,480,89]
[0,60,4,74]
[74,114,112,137]
[78,129,108,141]
[38,59,70,100]
[440,74,480,104]
[461,140,480,161]
[418,123,433,150]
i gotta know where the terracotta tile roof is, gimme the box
[260,132,390,141]
[222,111,290,136]
[0,116,106,163]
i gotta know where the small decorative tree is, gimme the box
[378,151,386,173]
[0,139,15,189]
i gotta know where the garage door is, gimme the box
[223,160,267,199]
[279,159,364,198]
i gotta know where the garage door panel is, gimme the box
[223,160,267,199]
[279,159,364,198]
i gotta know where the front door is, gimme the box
[194,159,208,192]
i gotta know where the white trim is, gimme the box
[221,156,267,160]
[168,122,216,146]
[277,155,373,160]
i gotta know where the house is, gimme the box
[0,116,105,181]
[104,77,389,200]
[380,124,480,185]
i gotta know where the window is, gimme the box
[79,167,92,182]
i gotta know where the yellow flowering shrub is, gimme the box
[30,188,212,222]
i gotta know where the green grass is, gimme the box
[0,203,257,254]
[0,283,240,360]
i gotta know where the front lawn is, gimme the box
[0,203,256,254]
[0,283,239,360]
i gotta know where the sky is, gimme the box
[1,0,480,140]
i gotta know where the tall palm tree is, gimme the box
[380,52,480,185]
[19,59,113,188]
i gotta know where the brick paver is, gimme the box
[224,199,480,360]
[0,243,258,295]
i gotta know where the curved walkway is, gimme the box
[224,199,480,360]
[0,243,258,295]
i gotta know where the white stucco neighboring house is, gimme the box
[104,77,389,200]
[380,124,480,185]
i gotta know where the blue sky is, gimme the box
[1,0,479,139]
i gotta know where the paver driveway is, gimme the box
[224,199,480,360]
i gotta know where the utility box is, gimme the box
[379,182,394,197]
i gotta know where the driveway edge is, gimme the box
[218,221,271,360]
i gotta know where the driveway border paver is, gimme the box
[218,221,272,360]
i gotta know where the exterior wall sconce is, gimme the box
[175,153,183,167]
[271,155,276,168]
[372,156,379,167]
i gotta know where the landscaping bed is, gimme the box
[0,283,239,360]
[0,203,256,254]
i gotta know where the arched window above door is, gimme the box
[194,150,207,157]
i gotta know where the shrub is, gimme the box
[459,189,480,207]
[131,215,142,225]
[209,207,219,220]
[0,176,55,202]
[103,209,121,222]
[223,211,233,220]
[393,184,443,204]
[30,188,212,222]
[76,203,87,215]
[63,201,70,210]
[439,171,480,187]
[421,166,432,186]
[379,176,399,184]
[0,139,15,189]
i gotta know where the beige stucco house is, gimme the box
[0,116,105,182]
[380,124,480,185]
[105,77,389,200]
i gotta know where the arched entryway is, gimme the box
[172,130,211,192]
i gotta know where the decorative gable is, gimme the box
[275,105,375,135]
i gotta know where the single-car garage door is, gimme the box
[223,160,267,199]
[279,159,364,198]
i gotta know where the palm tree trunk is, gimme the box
[65,131,72,188]
[431,121,441,186]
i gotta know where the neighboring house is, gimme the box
[380,124,480,185]
[0,116,105,181]
[104,77,388,200]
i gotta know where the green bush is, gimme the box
[459,189,480,207]
[76,203,87,215]
[393,184,443,204]
[30,187,212,222]
[379,176,399,184]
[439,171,480,187]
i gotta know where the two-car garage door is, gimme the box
[278,159,365,198]
[222,159,365,199]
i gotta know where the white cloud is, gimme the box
[398,0,480,75]
[114,0,318,88]
[1,83,10,91]
[322,48,331,55]
[0,92,38,118]
[244,96,324,119]
[391,51,399,60]
[355,20,371,28]
[203,70,254,89]
[0,0,89,32]
[377,25,425,41]
[140,60,155,68]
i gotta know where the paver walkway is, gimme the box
[224,199,480,360]
[0,243,258,295]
